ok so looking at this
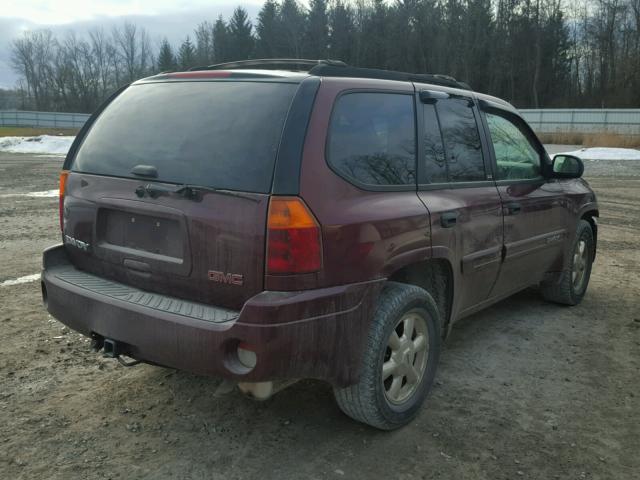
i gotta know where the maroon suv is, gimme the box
[41,60,598,429]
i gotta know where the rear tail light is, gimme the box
[59,170,69,231]
[266,197,321,274]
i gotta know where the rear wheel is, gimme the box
[333,282,441,430]
[541,219,594,305]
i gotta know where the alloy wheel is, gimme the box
[382,311,430,405]
[572,239,589,291]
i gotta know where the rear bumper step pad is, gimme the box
[52,265,237,324]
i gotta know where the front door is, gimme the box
[415,91,503,314]
[479,105,568,299]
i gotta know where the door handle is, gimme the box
[440,211,459,228]
[506,202,521,215]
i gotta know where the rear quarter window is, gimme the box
[327,92,416,187]
[72,81,298,193]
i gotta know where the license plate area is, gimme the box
[98,209,182,259]
[93,198,192,277]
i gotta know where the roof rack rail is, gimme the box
[187,58,469,90]
[308,64,468,90]
[189,58,347,72]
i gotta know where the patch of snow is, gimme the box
[0,135,74,155]
[1,273,40,287]
[555,147,640,161]
[544,144,582,155]
[26,189,59,198]
[0,189,58,198]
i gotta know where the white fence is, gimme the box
[0,110,90,129]
[2,108,640,135]
[519,109,640,135]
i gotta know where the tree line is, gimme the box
[9,0,640,113]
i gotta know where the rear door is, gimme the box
[478,104,568,298]
[63,80,299,310]
[416,90,503,314]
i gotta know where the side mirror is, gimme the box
[550,154,584,179]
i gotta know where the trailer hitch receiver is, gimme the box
[99,337,141,367]
[103,338,119,358]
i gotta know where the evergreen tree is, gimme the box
[461,0,493,91]
[441,0,466,77]
[305,0,329,59]
[213,16,229,63]
[279,0,306,58]
[328,0,354,63]
[228,7,254,60]
[413,0,446,74]
[360,0,389,68]
[157,38,176,72]
[256,0,280,58]
[178,36,196,70]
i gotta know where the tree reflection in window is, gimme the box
[328,93,416,186]
[423,104,447,183]
[486,112,541,180]
[436,97,486,182]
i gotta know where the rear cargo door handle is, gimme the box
[124,258,151,274]
[440,211,459,228]
[506,202,522,215]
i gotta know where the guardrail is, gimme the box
[519,109,640,135]
[3,108,640,136]
[0,110,90,129]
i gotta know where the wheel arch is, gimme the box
[580,208,599,259]
[386,258,454,338]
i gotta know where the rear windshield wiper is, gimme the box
[135,182,258,202]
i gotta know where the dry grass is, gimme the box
[538,131,640,148]
[0,126,79,137]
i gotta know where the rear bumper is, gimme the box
[42,245,382,386]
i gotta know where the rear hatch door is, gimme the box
[63,80,299,310]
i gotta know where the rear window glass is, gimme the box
[328,93,416,187]
[72,81,298,193]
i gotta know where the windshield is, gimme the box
[72,81,298,193]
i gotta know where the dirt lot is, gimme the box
[0,152,638,480]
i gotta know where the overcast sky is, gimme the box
[0,0,277,88]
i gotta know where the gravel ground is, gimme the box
[0,151,638,480]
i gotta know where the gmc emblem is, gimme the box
[208,270,244,286]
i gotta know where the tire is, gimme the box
[541,219,595,306]
[333,281,441,430]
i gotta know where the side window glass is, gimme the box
[436,98,485,182]
[328,93,416,186]
[422,104,447,183]
[486,112,542,180]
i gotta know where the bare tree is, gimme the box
[112,22,152,83]
[89,28,114,99]
[194,21,215,65]
[10,30,56,110]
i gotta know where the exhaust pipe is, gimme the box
[237,379,299,400]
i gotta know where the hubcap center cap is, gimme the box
[400,343,413,362]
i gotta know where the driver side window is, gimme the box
[486,112,542,180]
